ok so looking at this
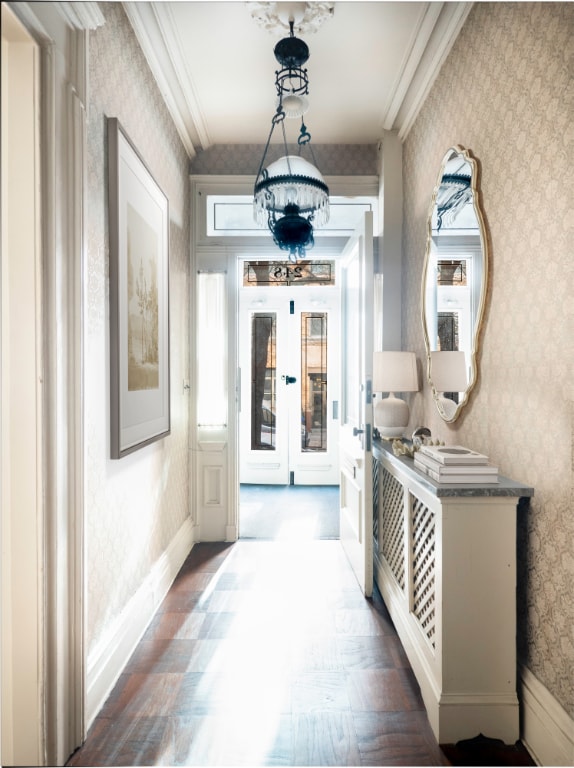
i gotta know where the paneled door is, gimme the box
[339,213,374,596]
[239,274,340,485]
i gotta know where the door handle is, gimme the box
[353,427,364,436]
[281,375,296,385]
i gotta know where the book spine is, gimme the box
[415,462,498,484]
[414,453,497,474]
[418,446,489,465]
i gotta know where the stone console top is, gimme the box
[373,439,534,499]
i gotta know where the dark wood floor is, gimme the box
[68,540,448,766]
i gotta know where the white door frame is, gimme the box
[2,12,44,764]
[190,175,379,543]
[2,3,104,765]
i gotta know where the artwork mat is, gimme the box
[108,117,170,458]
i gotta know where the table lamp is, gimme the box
[429,350,468,419]
[373,351,419,438]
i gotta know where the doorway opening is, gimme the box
[239,484,339,540]
[238,259,341,540]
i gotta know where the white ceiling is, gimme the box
[124,1,472,158]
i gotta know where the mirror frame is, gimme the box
[421,145,489,422]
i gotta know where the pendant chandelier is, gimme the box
[436,173,472,230]
[254,21,329,262]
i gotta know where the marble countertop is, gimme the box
[373,439,534,499]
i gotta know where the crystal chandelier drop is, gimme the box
[254,21,329,262]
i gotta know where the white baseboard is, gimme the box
[520,665,574,766]
[86,517,195,728]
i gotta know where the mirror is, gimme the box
[421,146,488,422]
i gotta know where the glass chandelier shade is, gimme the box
[254,155,329,227]
[277,91,309,118]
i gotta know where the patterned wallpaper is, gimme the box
[190,142,378,175]
[402,3,573,716]
[86,3,191,653]
[85,0,573,719]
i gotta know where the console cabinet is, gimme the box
[372,439,533,745]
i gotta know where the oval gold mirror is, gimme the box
[421,146,488,422]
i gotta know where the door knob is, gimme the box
[281,375,296,385]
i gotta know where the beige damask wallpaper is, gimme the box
[84,0,572,721]
[86,3,191,654]
[402,2,573,716]
[190,142,378,175]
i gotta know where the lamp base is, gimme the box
[375,394,409,438]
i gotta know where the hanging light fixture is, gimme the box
[436,173,472,230]
[254,21,329,262]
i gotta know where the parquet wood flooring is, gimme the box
[65,541,449,765]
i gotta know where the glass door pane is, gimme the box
[251,312,276,450]
[301,312,327,452]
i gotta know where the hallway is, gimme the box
[68,540,447,766]
[239,485,340,540]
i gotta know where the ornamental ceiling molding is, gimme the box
[247,1,335,36]
[55,1,105,30]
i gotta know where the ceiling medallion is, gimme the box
[247,2,335,37]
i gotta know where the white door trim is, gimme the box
[1,12,44,765]
[4,3,104,764]
[190,177,378,543]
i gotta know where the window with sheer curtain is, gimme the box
[197,271,227,427]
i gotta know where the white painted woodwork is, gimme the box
[190,176,378,542]
[373,440,534,745]
[2,3,103,764]
[239,285,340,486]
[86,518,195,727]
[520,665,574,767]
[377,131,402,351]
[339,212,374,597]
[1,13,44,765]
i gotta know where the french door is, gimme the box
[239,279,340,486]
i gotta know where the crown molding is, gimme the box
[381,2,443,133]
[122,1,207,159]
[394,2,473,140]
[55,2,105,30]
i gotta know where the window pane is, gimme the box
[301,312,327,452]
[251,313,276,450]
[243,261,335,287]
[197,272,227,426]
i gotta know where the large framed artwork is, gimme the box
[108,117,170,458]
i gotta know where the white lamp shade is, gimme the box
[373,351,418,438]
[373,351,418,394]
[430,351,468,392]
[253,155,329,226]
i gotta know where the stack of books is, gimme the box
[414,444,499,484]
